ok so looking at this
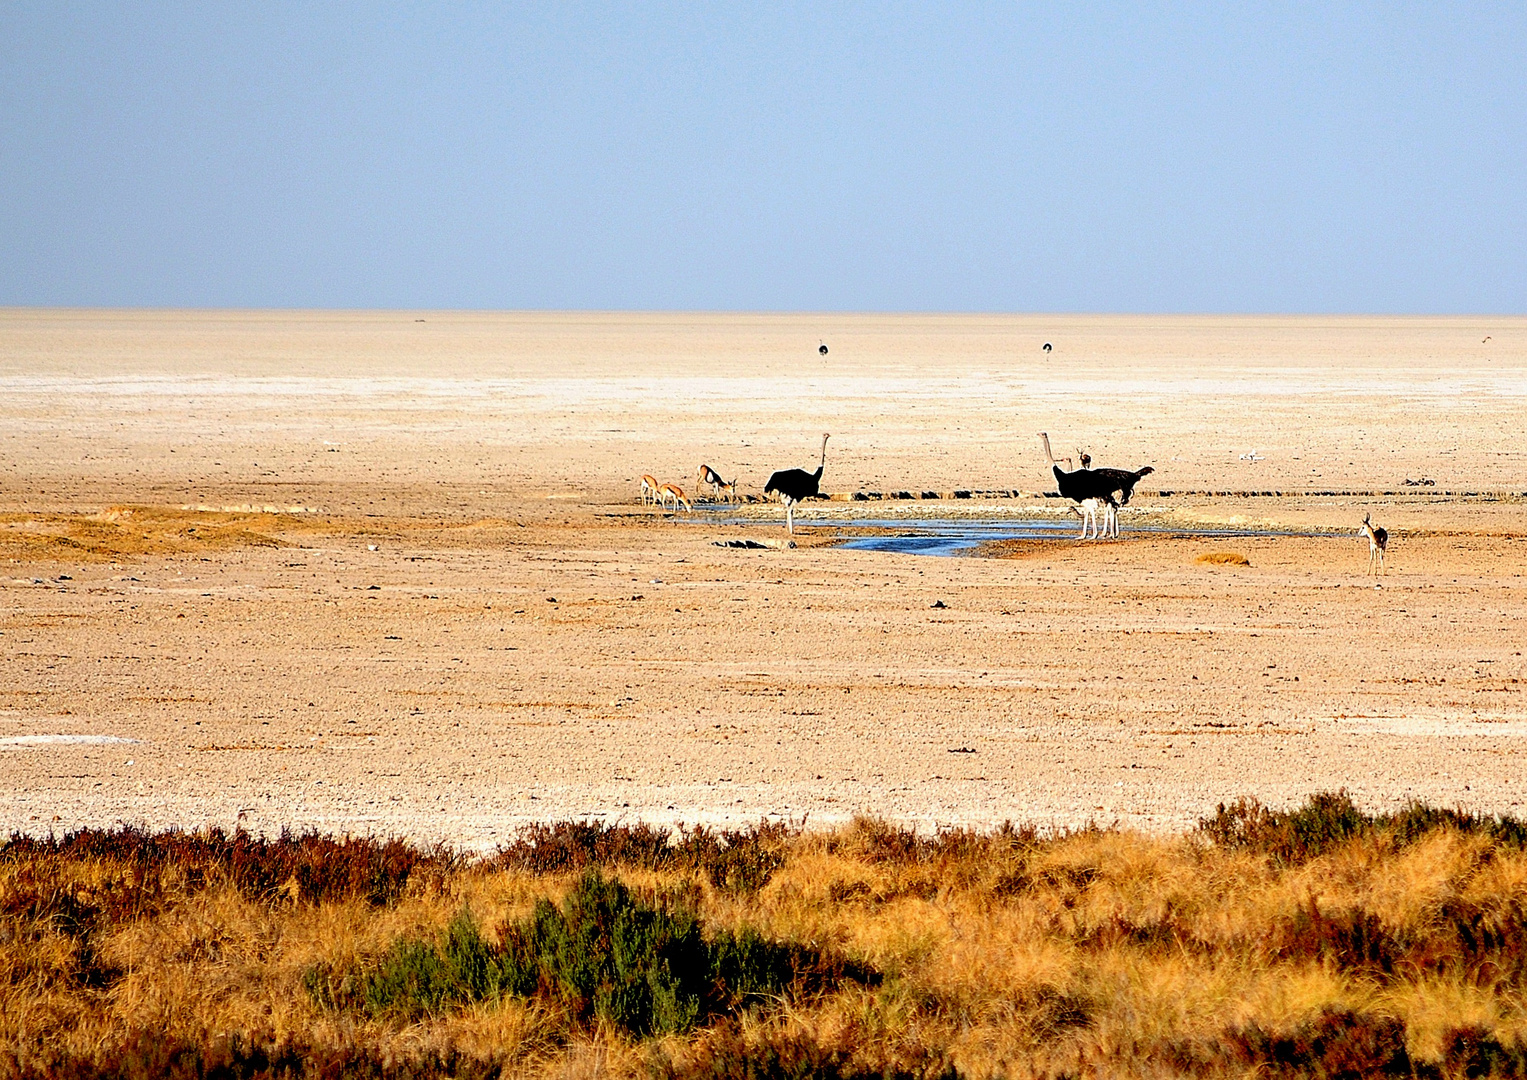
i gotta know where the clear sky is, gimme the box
[2,5,1524,312]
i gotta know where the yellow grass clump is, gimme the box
[1195,551,1251,566]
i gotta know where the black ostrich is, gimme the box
[1043,342,1053,353]
[819,342,829,355]
[1038,432,1154,534]
[764,433,830,534]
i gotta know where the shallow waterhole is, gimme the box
[686,507,1333,556]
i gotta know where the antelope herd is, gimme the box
[637,465,735,514]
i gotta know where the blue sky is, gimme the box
[2,4,1524,312]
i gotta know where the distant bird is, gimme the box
[1360,513,1388,576]
[764,433,830,534]
[1484,336,1492,343]
[1239,450,1264,462]
[819,341,830,355]
[1042,342,1053,353]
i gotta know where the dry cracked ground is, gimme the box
[2,309,1525,846]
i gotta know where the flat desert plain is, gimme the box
[1,309,1525,849]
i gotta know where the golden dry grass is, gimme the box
[0,506,578,566]
[1194,551,1252,566]
[0,507,293,562]
[5,801,1527,1078]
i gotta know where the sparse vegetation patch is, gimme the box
[8,798,1527,1077]
[307,870,871,1035]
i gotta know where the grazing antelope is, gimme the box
[696,464,724,499]
[1360,513,1388,576]
[658,483,693,512]
[640,475,661,505]
[697,463,739,504]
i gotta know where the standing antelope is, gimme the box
[1360,513,1388,576]
[640,475,661,505]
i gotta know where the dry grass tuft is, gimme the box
[1195,551,1251,566]
[0,507,294,562]
[7,796,1527,1077]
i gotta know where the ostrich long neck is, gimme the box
[1039,432,1072,471]
[817,435,829,475]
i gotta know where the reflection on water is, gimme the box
[689,507,1332,557]
[838,519,1079,555]
[832,518,1328,556]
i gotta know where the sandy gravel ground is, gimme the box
[1,310,1525,847]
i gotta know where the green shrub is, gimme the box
[310,870,875,1036]
[364,911,536,1016]
[518,870,708,1036]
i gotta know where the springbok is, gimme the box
[698,463,739,504]
[658,483,693,512]
[1360,513,1388,576]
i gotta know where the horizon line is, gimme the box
[2,306,1525,321]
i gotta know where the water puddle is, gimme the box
[691,508,1334,556]
[837,519,1081,555]
[847,522,1329,555]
